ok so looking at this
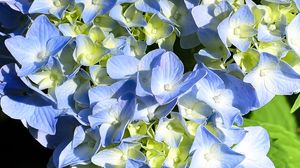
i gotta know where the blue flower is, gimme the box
[244,52,300,107]
[191,1,232,57]
[218,5,256,52]
[150,51,206,105]
[195,64,257,127]
[4,15,71,77]
[189,126,245,168]
[88,93,136,146]
[0,64,61,135]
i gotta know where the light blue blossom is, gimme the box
[189,126,245,168]
[88,93,136,146]
[4,15,71,77]
[218,5,256,52]
[195,64,257,127]
[150,51,206,105]
[244,52,300,107]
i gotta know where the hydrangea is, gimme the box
[1,0,300,167]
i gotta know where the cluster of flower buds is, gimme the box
[1,0,300,167]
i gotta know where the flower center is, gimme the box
[36,50,47,62]
[164,83,173,91]
[92,0,101,5]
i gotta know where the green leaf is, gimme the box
[291,94,300,113]
[250,96,297,133]
[244,119,300,168]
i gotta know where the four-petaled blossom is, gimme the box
[189,126,245,168]
[5,15,70,77]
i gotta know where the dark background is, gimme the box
[0,113,52,168]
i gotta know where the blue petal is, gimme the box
[190,143,245,168]
[26,15,60,44]
[234,126,274,168]
[126,159,150,168]
[77,0,117,23]
[28,0,52,14]
[216,71,259,114]
[47,36,71,56]
[190,126,220,153]
[74,80,90,106]
[136,49,165,97]
[100,122,128,146]
[55,79,78,110]
[257,24,282,42]
[81,4,101,24]
[88,79,136,106]
[28,116,79,149]
[191,4,215,28]
[217,17,231,48]
[28,105,60,135]
[230,5,254,25]
[72,126,86,149]
[107,55,140,79]
[5,36,40,68]
[2,0,31,13]
[135,0,160,13]
[215,123,246,147]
